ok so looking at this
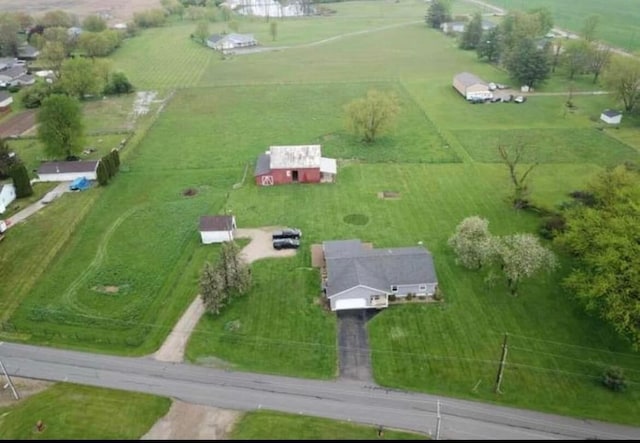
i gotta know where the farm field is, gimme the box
[487,0,640,52]
[1,0,640,431]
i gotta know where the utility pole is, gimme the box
[0,359,19,400]
[494,333,509,394]
[435,399,441,440]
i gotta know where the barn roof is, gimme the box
[200,215,235,232]
[254,153,271,176]
[453,72,487,87]
[269,145,321,169]
[37,160,99,175]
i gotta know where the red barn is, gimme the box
[254,145,336,186]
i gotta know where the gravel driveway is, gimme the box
[152,226,297,363]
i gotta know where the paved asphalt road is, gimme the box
[2,342,640,440]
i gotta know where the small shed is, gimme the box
[600,109,622,125]
[199,215,237,244]
[0,183,16,213]
[37,160,99,182]
[452,72,492,101]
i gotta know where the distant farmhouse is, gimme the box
[321,239,439,311]
[206,33,258,51]
[441,19,496,34]
[254,145,336,186]
[0,57,34,88]
[452,72,492,101]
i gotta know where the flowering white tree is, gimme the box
[448,216,493,269]
[493,233,557,296]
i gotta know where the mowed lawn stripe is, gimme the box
[110,24,213,90]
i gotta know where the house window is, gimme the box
[419,284,427,292]
[286,170,291,177]
[391,285,398,293]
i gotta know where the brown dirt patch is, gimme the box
[183,188,198,197]
[92,285,120,294]
[0,110,36,138]
[0,377,53,407]
[141,400,242,440]
[0,0,161,24]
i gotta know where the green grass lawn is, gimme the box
[0,383,170,439]
[1,0,639,430]
[230,409,428,440]
[487,0,640,52]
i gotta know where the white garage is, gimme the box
[37,160,99,182]
[335,298,368,311]
[199,215,237,244]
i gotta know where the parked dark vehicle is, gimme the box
[273,238,300,250]
[272,228,302,240]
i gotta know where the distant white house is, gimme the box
[199,215,237,244]
[440,20,496,34]
[36,161,99,182]
[206,33,258,51]
[0,183,16,213]
[600,109,622,125]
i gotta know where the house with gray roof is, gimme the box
[322,239,438,311]
[206,33,258,51]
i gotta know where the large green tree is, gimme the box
[59,57,104,99]
[604,55,640,112]
[344,89,400,144]
[425,0,451,29]
[0,13,20,56]
[561,39,591,80]
[459,12,483,50]
[0,138,21,179]
[477,26,501,63]
[82,14,107,32]
[556,164,640,349]
[37,94,85,159]
[504,37,551,88]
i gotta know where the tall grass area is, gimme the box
[0,383,170,439]
[487,0,640,51]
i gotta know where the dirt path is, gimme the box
[0,110,36,138]
[144,226,297,439]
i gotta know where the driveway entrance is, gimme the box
[337,309,378,382]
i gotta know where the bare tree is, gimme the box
[498,144,538,209]
[589,44,611,84]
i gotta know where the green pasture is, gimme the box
[487,0,640,52]
[1,0,639,429]
[230,409,428,440]
[0,383,170,439]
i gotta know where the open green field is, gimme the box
[1,0,640,429]
[487,0,640,52]
[230,409,428,440]
[0,383,170,439]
